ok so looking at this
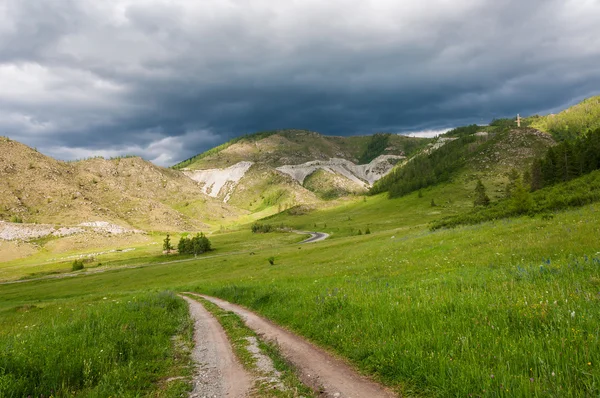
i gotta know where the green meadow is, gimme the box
[1,184,599,396]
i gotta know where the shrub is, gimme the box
[10,215,23,223]
[365,227,371,235]
[267,256,275,265]
[72,260,84,271]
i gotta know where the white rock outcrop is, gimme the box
[182,155,403,203]
[0,220,142,241]
[184,161,253,201]
[276,155,404,187]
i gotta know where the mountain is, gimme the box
[0,137,243,232]
[174,129,429,208]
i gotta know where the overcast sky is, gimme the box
[1,0,599,166]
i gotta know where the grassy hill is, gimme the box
[173,130,429,170]
[225,164,320,212]
[371,128,555,199]
[0,137,243,231]
[528,96,600,140]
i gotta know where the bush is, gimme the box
[10,215,23,223]
[72,260,85,271]
[251,223,274,233]
[177,233,212,255]
[267,256,275,265]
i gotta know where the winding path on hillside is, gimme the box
[295,230,330,244]
[186,292,397,398]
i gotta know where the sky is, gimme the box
[1,0,600,166]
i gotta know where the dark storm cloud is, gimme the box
[1,0,599,165]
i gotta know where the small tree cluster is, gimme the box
[178,233,211,255]
[251,223,274,233]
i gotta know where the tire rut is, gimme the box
[180,295,252,397]
[186,293,398,398]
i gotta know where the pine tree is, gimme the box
[163,234,173,254]
[530,159,544,191]
[510,178,534,214]
[505,169,520,198]
[473,179,490,207]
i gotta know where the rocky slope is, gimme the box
[178,130,426,208]
[0,137,243,233]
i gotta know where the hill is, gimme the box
[0,137,243,232]
[371,128,555,198]
[527,95,600,140]
[174,130,429,209]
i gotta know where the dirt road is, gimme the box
[295,231,330,244]
[180,295,252,397]
[188,293,397,398]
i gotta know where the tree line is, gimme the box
[530,128,600,191]
[371,135,481,197]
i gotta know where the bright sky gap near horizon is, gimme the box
[1,0,599,166]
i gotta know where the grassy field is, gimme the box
[1,185,599,396]
[0,291,193,397]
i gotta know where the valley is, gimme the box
[1,97,600,397]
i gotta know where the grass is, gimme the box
[0,229,304,282]
[432,169,600,230]
[0,291,193,397]
[529,96,600,140]
[1,186,599,396]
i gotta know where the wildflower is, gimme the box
[530,378,534,382]
[490,374,494,378]
[571,311,575,318]
[588,362,592,366]
[552,372,555,376]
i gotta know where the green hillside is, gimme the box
[528,96,600,140]
[172,129,429,170]
[371,128,554,198]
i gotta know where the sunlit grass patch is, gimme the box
[0,291,193,397]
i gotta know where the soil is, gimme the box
[181,295,252,397]
[188,293,397,398]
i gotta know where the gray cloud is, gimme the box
[1,0,599,165]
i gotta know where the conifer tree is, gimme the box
[473,179,490,207]
[510,178,534,214]
[163,234,173,254]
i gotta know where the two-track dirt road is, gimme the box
[183,293,396,398]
